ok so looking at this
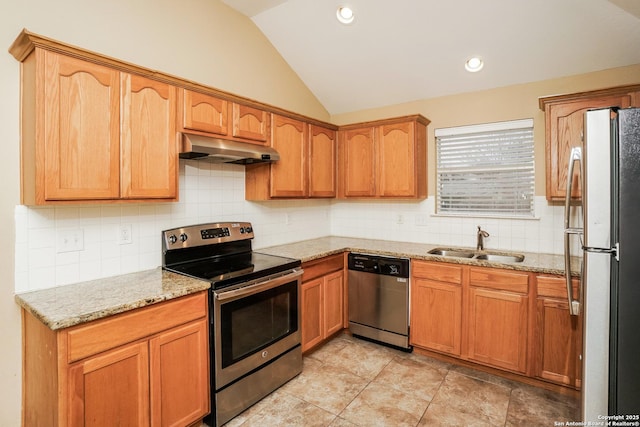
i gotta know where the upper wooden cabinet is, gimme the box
[309,125,337,197]
[181,89,228,136]
[245,116,337,200]
[179,89,270,145]
[18,48,178,205]
[270,115,308,198]
[337,115,428,199]
[121,73,178,200]
[540,85,640,202]
[232,104,270,143]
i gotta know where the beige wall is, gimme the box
[331,64,640,196]
[0,0,327,424]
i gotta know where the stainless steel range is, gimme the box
[161,222,303,426]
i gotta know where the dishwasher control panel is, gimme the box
[348,253,409,278]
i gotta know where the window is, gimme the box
[435,119,534,217]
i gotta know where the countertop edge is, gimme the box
[15,268,211,330]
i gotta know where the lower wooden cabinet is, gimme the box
[68,341,150,426]
[301,254,345,353]
[22,292,210,427]
[534,275,582,388]
[410,261,463,356]
[466,267,529,374]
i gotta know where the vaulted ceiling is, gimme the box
[222,0,640,114]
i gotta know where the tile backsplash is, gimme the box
[15,160,572,293]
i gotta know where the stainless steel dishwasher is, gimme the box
[348,253,412,351]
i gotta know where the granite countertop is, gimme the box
[257,236,581,276]
[16,237,579,332]
[15,268,210,330]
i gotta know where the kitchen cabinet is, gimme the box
[232,103,270,143]
[337,115,428,199]
[466,267,529,373]
[534,275,582,389]
[18,48,178,204]
[245,118,337,200]
[308,124,337,197]
[180,89,229,136]
[410,261,463,356]
[539,84,640,202]
[121,73,178,200]
[22,292,209,426]
[300,254,345,353]
[179,89,271,145]
[269,115,308,197]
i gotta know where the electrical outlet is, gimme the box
[284,213,291,225]
[396,214,404,224]
[118,224,133,245]
[57,228,84,253]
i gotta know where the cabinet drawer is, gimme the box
[537,275,580,299]
[302,254,344,282]
[469,267,529,293]
[66,292,207,363]
[412,261,463,285]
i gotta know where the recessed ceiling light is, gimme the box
[465,56,484,72]
[337,6,355,24]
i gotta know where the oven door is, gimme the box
[212,268,302,390]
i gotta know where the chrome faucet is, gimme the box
[477,226,490,250]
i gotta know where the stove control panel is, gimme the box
[162,222,254,250]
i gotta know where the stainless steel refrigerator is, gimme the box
[564,107,640,421]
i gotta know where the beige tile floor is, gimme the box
[222,333,580,426]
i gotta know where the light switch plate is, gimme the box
[57,228,84,253]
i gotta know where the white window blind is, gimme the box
[435,119,534,217]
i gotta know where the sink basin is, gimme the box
[474,253,525,263]
[428,247,525,263]
[428,248,474,258]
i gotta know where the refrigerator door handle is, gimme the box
[564,146,583,316]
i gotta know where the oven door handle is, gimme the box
[215,269,303,301]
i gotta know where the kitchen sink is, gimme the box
[427,248,474,258]
[474,253,525,263]
[427,247,525,263]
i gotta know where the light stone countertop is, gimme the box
[15,268,210,330]
[257,236,581,276]
[15,237,579,332]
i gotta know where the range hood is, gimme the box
[180,133,280,164]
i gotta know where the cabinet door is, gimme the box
[309,125,336,198]
[181,89,228,135]
[467,287,528,373]
[411,278,462,356]
[150,319,209,427]
[340,127,376,197]
[323,270,344,337]
[378,121,415,197]
[270,115,308,198]
[120,74,178,199]
[232,103,270,143]
[535,276,582,388]
[43,52,120,200]
[546,95,631,201]
[535,297,582,388]
[68,341,150,427]
[301,278,324,352]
